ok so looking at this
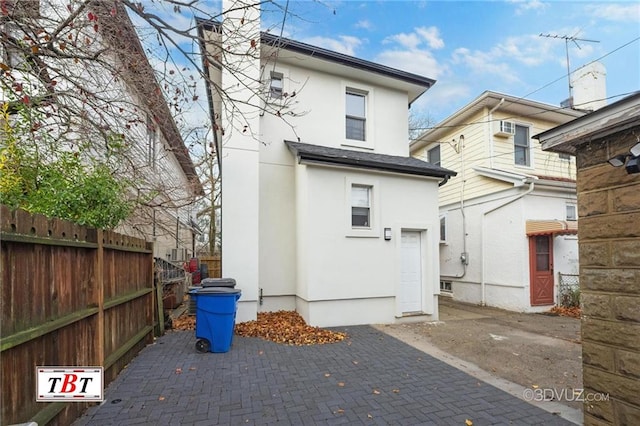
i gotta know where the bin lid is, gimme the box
[194,287,241,295]
[201,278,236,287]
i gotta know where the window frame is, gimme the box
[566,203,577,221]
[345,177,380,238]
[428,145,441,167]
[439,214,447,244]
[345,90,366,141]
[514,124,531,167]
[147,114,157,169]
[342,83,374,150]
[351,185,371,228]
[269,71,284,99]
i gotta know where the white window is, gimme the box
[440,280,452,292]
[439,215,447,243]
[346,91,366,141]
[147,114,157,168]
[351,185,371,227]
[566,204,577,221]
[514,124,530,166]
[345,177,379,237]
[269,71,283,99]
[428,145,441,167]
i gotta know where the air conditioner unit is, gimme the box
[170,248,187,262]
[494,120,515,137]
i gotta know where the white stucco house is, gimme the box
[411,91,587,312]
[197,4,456,327]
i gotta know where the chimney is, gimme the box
[570,62,607,112]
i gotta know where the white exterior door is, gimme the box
[400,231,422,313]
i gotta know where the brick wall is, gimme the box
[576,130,640,425]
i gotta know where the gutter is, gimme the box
[480,178,536,306]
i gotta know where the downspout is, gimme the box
[488,98,504,169]
[480,179,535,306]
[442,135,467,279]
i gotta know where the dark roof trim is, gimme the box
[285,141,456,179]
[260,33,435,89]
[195,17,435,90]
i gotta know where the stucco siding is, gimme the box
[259,61,410,156]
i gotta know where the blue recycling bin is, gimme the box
[192,287,241,353]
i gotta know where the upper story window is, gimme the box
[269,71,283,99]
[428,145,441,167]
[566,204,577,221]
[558,153,570,161]
[346,91,366,141]
[514,124,530,167]
[351,184,371,227]
[439,214,447,244]
[147,115,157,168]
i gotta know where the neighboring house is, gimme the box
[0,1,202,261]
[411,91,585,312]
[197,3,455,327]
[535,92,640,426]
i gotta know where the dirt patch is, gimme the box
[379,299,583,410]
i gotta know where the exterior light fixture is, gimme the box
[607,142,640,174]
[384,228,392,241]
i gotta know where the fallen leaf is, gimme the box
[367,414,373,419]
[338,382,345,387]
[352,360,359,365]
[235,311,347,345]
[392,389,400,393]
[158,396,165,401]
[373,389,381,395]
[175,368,182,374]
[465,420,473,426]
[324,373,331,377]
[334,408,344,414]
[532,385,539,389]
[189,367,196,371]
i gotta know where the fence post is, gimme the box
[96,229,105,366]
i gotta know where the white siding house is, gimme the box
[411,91,585,312]
[198,3,455,327]
[0,0,202,260]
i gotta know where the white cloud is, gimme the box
[411,82,472,123]
[383,26,444,50]
[585,3,640,23]
[383,32,421,50]
[355,20,372,30]
[416,27,445,50]
[302,35,364,56]
[451,47,521,84]
[508,0,548,15]
[375,49,445,80]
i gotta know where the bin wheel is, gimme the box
[195,339,210,353]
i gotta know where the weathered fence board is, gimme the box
[0,205,159,426]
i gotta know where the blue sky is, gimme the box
[259,0,640,124]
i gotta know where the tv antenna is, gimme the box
[539,33,600,104]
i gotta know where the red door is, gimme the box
[529,235,554,305]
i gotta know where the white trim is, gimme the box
[344,176,380,238]
[342,81,375,150]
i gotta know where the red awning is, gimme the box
[526,220,578,236]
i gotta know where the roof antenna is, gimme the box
[539,33,600,106]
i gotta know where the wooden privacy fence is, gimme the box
[0,206,162,425]
[199,255,221,279]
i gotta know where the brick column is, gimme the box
[576,131,640,425]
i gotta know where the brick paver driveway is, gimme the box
[73,326,575,425]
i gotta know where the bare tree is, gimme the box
[0,0,301,249]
